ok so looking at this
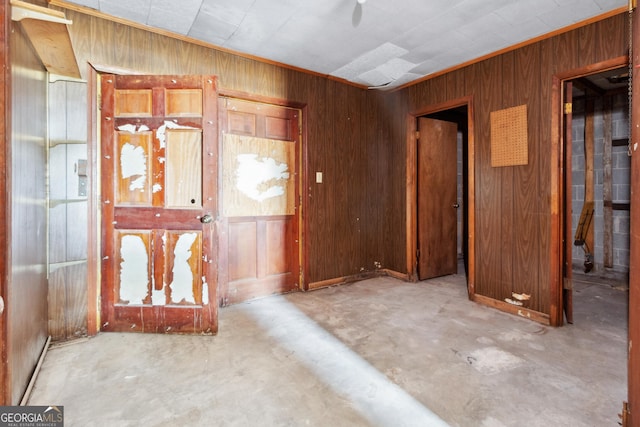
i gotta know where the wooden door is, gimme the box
[218,98,300,305]
[100,74,218,334]
[417,117,458,280]
[563,81,574,324]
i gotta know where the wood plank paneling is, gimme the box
[596,15,628,64]
[552,30,578,75]
[48,264,88,340]
[385,91,408,272]
[577,23,597,68]
[537,37,554,316]
[500,51,515,306]
[445,69,466,101]
[430,75,447,106]
[513,43,541,312]
[476,56,503,300]
[406,12,627,320]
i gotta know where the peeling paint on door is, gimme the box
[120,143,147,191]
[202,276,209,305]
[118,124,150,133]
[156,120,197,148]
[236,154,289,202]
[169,233,198,304]
[152,286,166,306]
[119,235,149,304]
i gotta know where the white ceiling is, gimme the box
[61,0,627,89]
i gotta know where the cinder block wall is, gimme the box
[571,92,630,276]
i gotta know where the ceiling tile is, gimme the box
[99,0,152,24]
[330,42,408,81]
[146,0,202,35]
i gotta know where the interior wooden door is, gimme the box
[563,81,574,324]
[417,117,458,280]
[218,97,300,305]
[100,74,218,334]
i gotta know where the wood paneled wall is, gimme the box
[403,13,628,316]
[55,9,407,294]
[7,19,48,404]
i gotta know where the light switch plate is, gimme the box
[316,172,323,183]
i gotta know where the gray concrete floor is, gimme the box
[28,270,627,426]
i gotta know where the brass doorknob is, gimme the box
[200,214,213,224]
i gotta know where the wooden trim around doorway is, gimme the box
[549,55,629,327]
[406,96,475,296]
[86,65,99,336]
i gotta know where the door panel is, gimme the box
[266,219,292,275]
[228,221,258,281]
[218,98,300,305]
[101,74,218,334]
[115,131,154,205]
[165,130,203,207]
[418,117,458,280]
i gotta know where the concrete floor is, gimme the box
[28,270,627,426]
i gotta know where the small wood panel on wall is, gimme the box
[490,104,528,167]
[222,133,295,217]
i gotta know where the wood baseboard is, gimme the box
[473,294,551,325]
[381,269,410,281]
[306,269,409,291]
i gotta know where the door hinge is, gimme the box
[564,102,572,114]
[415,131,420,139]
[299,195,302,206]
[416,249,420,259]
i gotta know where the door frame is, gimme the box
[406,96,475,297]
[550,55,629,327]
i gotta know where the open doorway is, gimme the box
[406,97,474,297]
[562,65,630,323]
